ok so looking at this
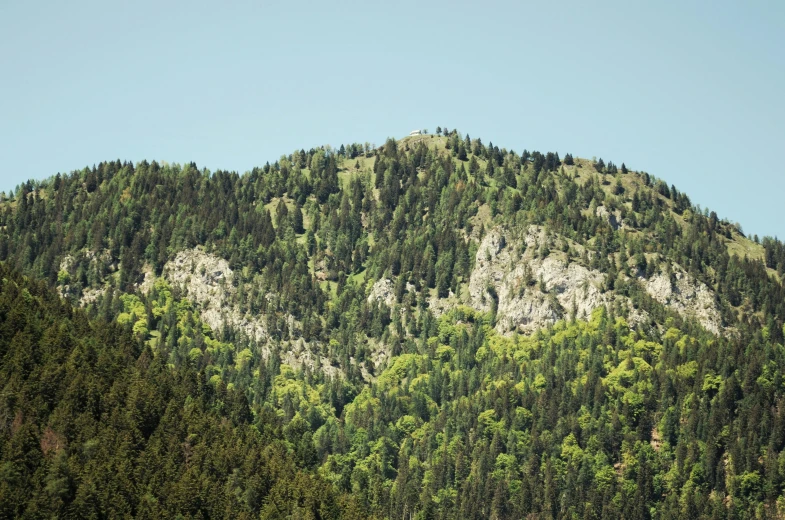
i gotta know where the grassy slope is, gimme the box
[391,136,774,271]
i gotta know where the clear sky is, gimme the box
[1,1,783,238]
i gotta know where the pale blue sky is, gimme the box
[1,1,783,237]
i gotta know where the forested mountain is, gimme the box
[3,129,785,518]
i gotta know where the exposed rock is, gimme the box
[279,338,340,378]
[427,289,458,316]
[359,362,373,382]
[83,249,115,270]
[138,268,156,295]
[79,287,106,306]
[466,204,492,242]
[641,264,723,335]
[161,248,354,372]
[468,226,646,334]
[314,256,330,282]
[596,205,622,231]
[366,338,393,377]
[463,225,724,336]
[368,278,396,307]
[59,255,75,273]
[163,248,269,344]
[58,249,118,302]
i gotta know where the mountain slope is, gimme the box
[0,262,364,518]
[3,129,785,518]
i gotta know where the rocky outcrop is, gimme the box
[427,289,459,316]
[163,248,269,344]
[59,254,75,274]
[640,264,723,335]
[138,268,156,295]
[596,205,622,230]
[161,248,382,379]
[79,287,106,306]
[463,226,724,336]
[468,226,646,334]
[278,338,341,379]
[368,278,396,307]
[57,249,116,302]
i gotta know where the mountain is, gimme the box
[2,129,785,518]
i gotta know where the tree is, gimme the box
[276,199,289,228]
[383,138,398,159]
[291,204,305,234]
[473,138,484,156]
[485,158,495,177]
[469,155,480,175]
[457,143,468,161]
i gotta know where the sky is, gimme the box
[1,0,783,238]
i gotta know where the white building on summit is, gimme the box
[409,129,422,136]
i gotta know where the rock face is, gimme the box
[163,248,269,344]
[154,248,382,381]
[596,205,622,230]
[79,287,105,306]
[468,226,644,334]
[138,268,156,295]
[57,249,117,302]
[367,278,396,307]
[641,264,723,335]
[464,226,724,335]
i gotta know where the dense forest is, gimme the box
[3,128,785,518]
[0,262,364,518]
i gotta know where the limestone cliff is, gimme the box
[452,226,725,335]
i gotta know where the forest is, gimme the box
[3,128,785,518]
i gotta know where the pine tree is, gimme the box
[457,143,468,161]
[291,204,304,234]
[469,155,479,175]
[276,199,289,228]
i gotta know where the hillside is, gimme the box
[0,262,365,518]
[3,128,785,518]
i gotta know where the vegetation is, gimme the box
[2,129,785,518]
[0,262,362,518]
